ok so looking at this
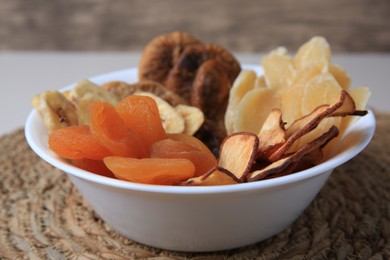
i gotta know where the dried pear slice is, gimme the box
[247,125,339,182]
[218,132,259,180]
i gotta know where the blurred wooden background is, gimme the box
[1,0,389,52]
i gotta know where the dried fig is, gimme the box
[164,43,241,100]
[191,59,231,121]
[138,31,201,83]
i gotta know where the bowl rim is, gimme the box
[24,65,376,195]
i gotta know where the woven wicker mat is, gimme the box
[0,112,389,259]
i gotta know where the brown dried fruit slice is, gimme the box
[180,168,239,186]
[191,59,231,120]
[164,43,240,100]
[218,132,259,180]
[138,31,201,83]
[269,90,361,161]
[247,125,339,182]
[339,86,371,136]
[257,109,287,159]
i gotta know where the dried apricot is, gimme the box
[115,95,166,150]
[167,133,216,159]
[48,125,111,160]
[90,101,147,158]
[71,158,116,178]
[150,138,217,177]
[103,156,195,185]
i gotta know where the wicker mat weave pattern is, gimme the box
[0,112,389,259]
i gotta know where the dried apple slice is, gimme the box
[294,36,331,72]
[234,88,278,134]
[181,168,239,186]
[225,70,257,135]
[257,109,287,159]
[329,64,351,90]
[247,125,339,182]
[279,65,322,127]
[218,132,259,180]
[261,47,296,89]
[301,73,343,115]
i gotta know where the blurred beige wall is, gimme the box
[1,0,389,52]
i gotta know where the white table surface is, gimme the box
[0,52,389,135]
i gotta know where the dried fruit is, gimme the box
[181,168,239,186]
[33,91,78,132]
[48,125,111,160]
[165,43,240,101]
[89,101,147,158]
[138,31,201,83]
[134,92,185,134]
[150,138,217,177]
[191,59,231,121]
[261,47,295,89]
[103,156,195,185]
[218,132,259,180]
[71,158,115,178]
[175,105,205,135]
[167,133,215,159]
[257,109,286,160]
[65,79,118,125]
[247,125,339,182]
[101,80,188,106]
[234,88,277,134]
[115,95,167,151]
[224,70,257,135]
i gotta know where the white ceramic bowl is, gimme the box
[25,66,375,252]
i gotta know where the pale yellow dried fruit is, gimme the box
[294,36,331,72]
[261,47,295,89]
[175,104,204,135]
[255,75,267,89]
[279,65,323,127]
[329,64,351,90]
[67,79,119,125]
[224,70,257,135]
[234,88,278,134]
[33,91,78,132]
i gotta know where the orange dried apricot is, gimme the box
[71,158,116,178]
[116,95,166,151]
[150,138,217,177]
[89,101,147,158]
[48,125,111,160]
[103,156,195,185]
[167,133,216,159]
